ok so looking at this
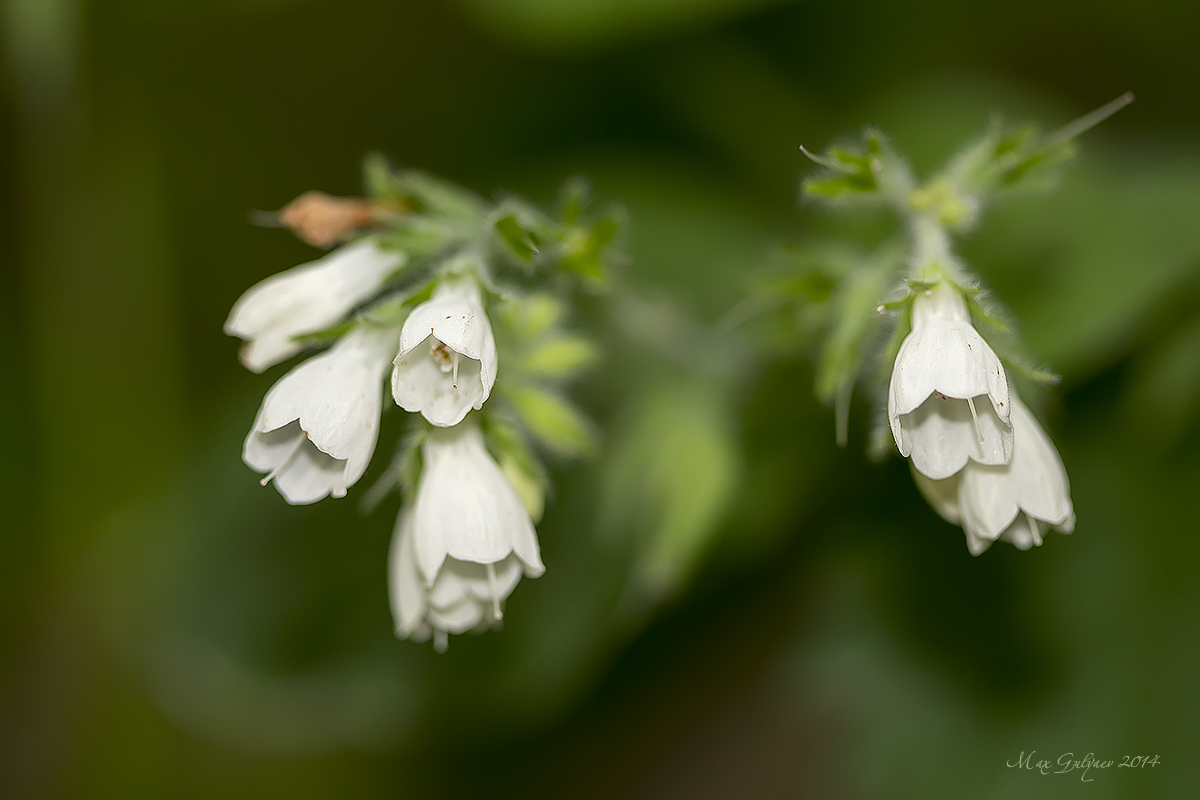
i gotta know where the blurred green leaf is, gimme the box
[505,384,597,456]
[453,0,790,51]
[599,382,739,604]
[517,336,601,377]
[498,292,565,341]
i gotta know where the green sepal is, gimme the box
[494,213,542,262]
[289,319,356,348]
[362,152,400,200]
[803,144,878,199]
[560,212,621,284]
[964,292,1013,336]
[802,130,912,205]
[361,280,436,328]
[394,169,488,220]
[1004,357,1062,386]
[948,119,1076,197]
[374,217,459,260]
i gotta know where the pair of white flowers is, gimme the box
[887,282,1075,554]
[226,240,543,648]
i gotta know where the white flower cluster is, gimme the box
[227,240,544,650]
[888,281,1075,555]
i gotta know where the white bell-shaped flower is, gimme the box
[391,279,497,427]
[225,238,403,373]
[888,281,1012,480]
[389,422,543,648]
[388,509,529,652]
[912,396,1075,555]
[243,324,399,504]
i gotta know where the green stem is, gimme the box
[909,214,960,284]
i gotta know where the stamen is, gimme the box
[431,340,453,372]
[486,562,502,621]
[260,434,307,486]
[433,629,448,653]
[966,396,984,444]
[452,350,460,390]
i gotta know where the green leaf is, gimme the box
[815,266,891,405]
[505,385,596,456]
[597,382,738,604]
[498,293,564,341]
[517,336,600,378]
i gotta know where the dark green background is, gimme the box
[3,0,1198,797]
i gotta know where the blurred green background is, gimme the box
[3,0,1199,797]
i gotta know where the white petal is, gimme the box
[888,284,1011,461]
[411,424,544,582]
[899,396,1012,479]
[392,334,486,427]
[274,434,350,504]
[243,421,348,504]
[243,419,305,472]
[1006,398,1074,528]
[427,555,523,610]
[388,510,428,636]
[243,325,398,502]
[999,513,1046,550]
[964,528,994,556]
[392,279,497,425]
[911,467,962,524]
[958,461,1022,541]
[426,597,487,634]
[911,281,970,327]
[225,239,403,372]
[889,319,1010,418]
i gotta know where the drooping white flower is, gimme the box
[225,238,403,373]
[912,395,1075,555]
[243,324,399,505]
[388,422,543,648]
[391,279,497,427]
[388,509,529,652]
[888,281,1012,479]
